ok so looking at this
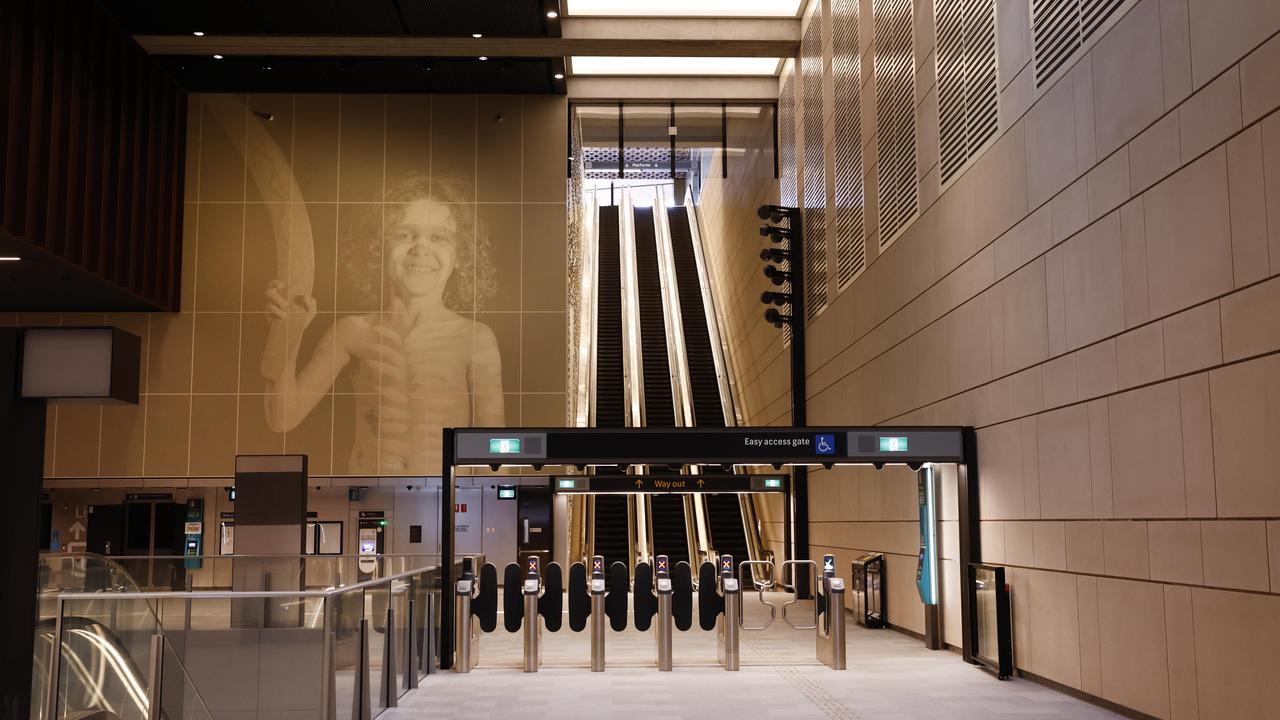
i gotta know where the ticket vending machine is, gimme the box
[916,466,943,650]
[183,499,204,571]
[357,512,387,578]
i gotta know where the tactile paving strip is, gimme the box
[742,626,864,720]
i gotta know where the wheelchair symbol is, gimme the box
[815,434,836,455]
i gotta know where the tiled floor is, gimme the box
[383,594,1123,720]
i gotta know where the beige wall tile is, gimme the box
[999,65,1036,140]
[144,395,191,476]
[432,96,478,200]
[384,95,432,194]
[1074,62,1098,172]
[1162,301,1222,376]
[476,96,524,203]
[1163,585,1200,720]
[1032,522,1067,570]
[147,314,194,395]
[292,95,340,203]
[477,203,523,312]
[996,0,1031,88]
[1159,0,1195,109]
[1241,33,1280,124]
[99,399,146,477]
[1110,382,1186,517]
[334,204,385,314]
[1116,322,1165,389]
[1119,198,1151,328]
[1087,398,1115,517]
[1045,247,1067,355]
[1227,124,1271,287]
[191,313,241,394]
[237,395,284,457]
[1143,148,1235,318]
[1097,577,1170,717]
[1028,569,1081,687]
[522,96,569,204]
[188,395,236,477]
[1038,405,1094,518]
[1062,212,1125,350]
[1220,275,1280,362]
[1269,520,1280,593]
[521,204,568,312]
[243,94,294,204]
[285,394,333,477]
[337,95,386,203]
[1087,147,1131,220]
[523,394,567,427]
[1050,178,1090,245]
[1076,339,1119,399]
[1066,520,1105,573]
[980,520,1005,563]
[53,405,100,477]
[1201,520,1271,591]
[1027,79,1080,208]
[1265,114,1280,276]
[1041,353,1077,407]
[1103,521,1151,578]
[1021,416,1042,517]
[1209,354,1280,516]
[184,95,202,203]
[1178,66,1243,161]
[194,203,246,312]
[1128,112,1181,195]
[1005,520,1034,566]
[1186,0,1280,88]
[1091,0,1166,156]
[972,121,1029,243]
[521,312,566,393]
[1001,259,1050,371]
[198,95,247,203]
[1179,374,1218,517]
[1148,520,1204,584]
[1191,588,1280,717]
[1077,575,1103,695]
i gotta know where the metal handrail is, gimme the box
[54,563,441,602]
[779,559,818,630]
[737,560,776,630]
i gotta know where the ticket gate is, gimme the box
[453,554,739,672]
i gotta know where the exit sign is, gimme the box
[879,437,908,452]
[489,438,522,454]
[763,477,782,488]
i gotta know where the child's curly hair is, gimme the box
[344,173,496,311]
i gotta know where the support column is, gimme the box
[0,328,48,719]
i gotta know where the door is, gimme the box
[517,484,553,569]
[87,504,125,556]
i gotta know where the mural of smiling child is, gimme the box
[261,174,504,475]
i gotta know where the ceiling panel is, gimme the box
[160,56,559,94]
[99,0,553,36]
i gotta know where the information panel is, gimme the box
[453,427,965,466]
[552,474,786,494]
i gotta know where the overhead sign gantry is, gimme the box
[438,425,980,669]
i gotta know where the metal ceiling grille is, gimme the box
[831,0,867,289]
[936,0,999,184]
[1032,0,1125,86]
[800,4,829,319]
[873,0,918,246]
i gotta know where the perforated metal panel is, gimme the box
[800,5,829,318]
[831,0,866,289]
[778,62,797,345]
[873,0,918,246]
[936,0,998,184]
[1033,0,1127,87]
[780,65,798,207]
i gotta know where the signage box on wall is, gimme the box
[19,327,141,403]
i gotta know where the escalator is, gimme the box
[667,206,754,570]
[648,494,689,566]
[591,206,631,579]
[632,206,690,564]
